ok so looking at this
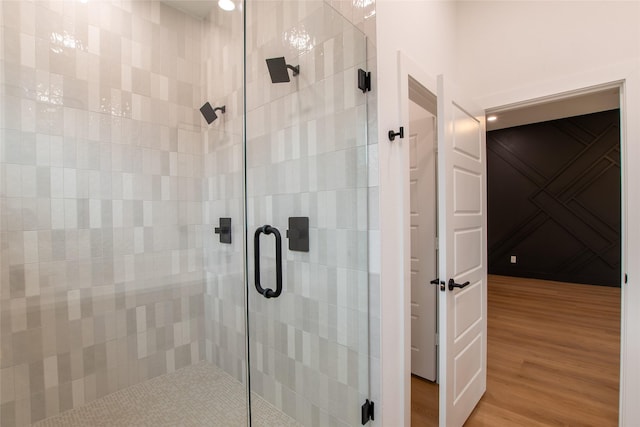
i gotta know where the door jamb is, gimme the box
[396,51,439,426]
[396,62,629,424]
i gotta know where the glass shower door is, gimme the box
[244,2,370,425]
[0,1,250,426]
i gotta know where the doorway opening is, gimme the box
[466,85,623,425]
[407,76,440,425]
[407,81,624,426]
[402,65,488,427]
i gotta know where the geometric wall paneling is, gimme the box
[487,109,621,286]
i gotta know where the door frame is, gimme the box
[396,52,490,427]
[484,79,626,419]
[408,97,439,382]
[396,51,440,426]
[394,53,633,425]
[464,60,640,425]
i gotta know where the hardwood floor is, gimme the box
[411,375,438,426]
[411,275,621,426]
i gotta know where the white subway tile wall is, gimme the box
[201,0,247,387]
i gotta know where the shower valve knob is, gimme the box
[214,218,232,244]
[286,217,309,252]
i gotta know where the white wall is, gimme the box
[456,1,640,104]
[375,1,457,425]
[456,2,640,425]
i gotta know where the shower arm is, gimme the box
[286,64,300,76]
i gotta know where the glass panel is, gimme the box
[0,1,247,426]
[245,2,370,425]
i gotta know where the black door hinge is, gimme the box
[361,399,374,425]
[358,69,371,93]
[625,273,628,284]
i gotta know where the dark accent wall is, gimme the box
[487,109,621,287]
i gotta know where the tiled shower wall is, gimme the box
[325,2,381,425]
[0,2,207,425]
[201,6,247,382]
[323,2,382,423]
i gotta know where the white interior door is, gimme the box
[436,74,487,427]
[409,100,438,381]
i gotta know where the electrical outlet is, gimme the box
[510,255,517,264]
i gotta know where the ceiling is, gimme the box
[486,87,620,131]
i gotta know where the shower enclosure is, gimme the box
[0,1,371,426]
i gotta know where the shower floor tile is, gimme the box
[33,362,301,427]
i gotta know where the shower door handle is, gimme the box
[254,225,283,299]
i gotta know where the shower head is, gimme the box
[200,102,226,124]
[265,57,300,83]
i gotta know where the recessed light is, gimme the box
[487,115,497,122]
[218,0,235,11]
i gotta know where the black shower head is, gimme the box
[200,102,226,124]
[265,57,300,83]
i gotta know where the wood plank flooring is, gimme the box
[411,275,621,426]
[411,374,438,426]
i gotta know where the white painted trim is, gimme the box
[377,49,439,427]
[376,50,410,427]
[485,81,623,114]
[396,51,438,426]
[618,78,629,427]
